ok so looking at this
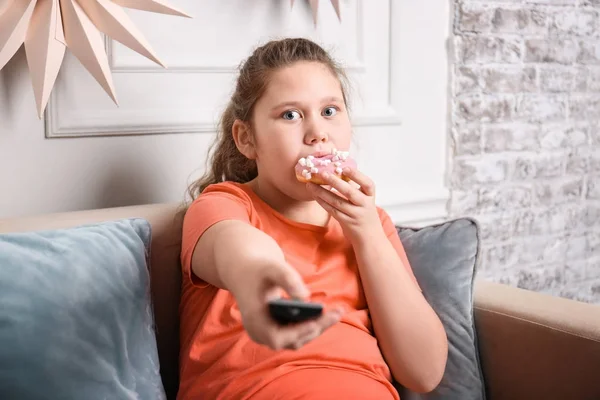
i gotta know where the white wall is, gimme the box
[0,0,450,225]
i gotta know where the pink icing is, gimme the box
[294,152,357,181]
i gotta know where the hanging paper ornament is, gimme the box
[0,0,191,118]
[291,0,341,26]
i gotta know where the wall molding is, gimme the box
[383,194,450,227]
[107,1,366,74]
[44,0,402,138]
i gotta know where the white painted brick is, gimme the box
[569,94,600,119]
[525,38,579,64]
[578,40,600,64]
[539,66,586,92]
[548,204,583,233]
[567,148,590,174]
[587,175,600,199]
[585,260,600,282]
[491,7,548,35]
[474,213,514,241]
[455,36,495,64]
[530,206,568,235]
[534,152,566,178]
[454,66,481,94]
[517,236,567,265]
[513,210,535,236]
[574,67,590,91]
[591,149,600,172]
[508,155,538,180]
[586,67,600,91]
[497,37,526,63]
[455,66,537,93]
[534,177,585,206]
[476,1,573,4]
[590,125,600,145]
[583,204,600,230]
[478,184,533,211]
[564,259,589,282]
[508,264,566,292]
[524,0,581,4]
[484,123,539,152]
[448,189,479,215]
[554,284,600,304]
[451,157,508,187]
[566,234,588,260]
[488,0,577,5]
[453,0,600,298]
[458,3,494,33]
[456,93,515,122]
[590,283,600,303]
[540,124,589,150]
[585,231,600,258]
[516,94,567,122]
[452,124,482,155]
[483,66,537,93]
[480,243,519,271]
[551,9,599,36]
[457,35,523,64]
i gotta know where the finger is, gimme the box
[265,263,310,300]
[279,321,320,350]
[319,171,364,205]
[307,182,353,215]
[313,307,344,331]
[314,195,348,221]
[263,319,315,351]
[280,307,343,337]
[279,308,343,349]
[289,326,323,350]
[342,168,376,197]
[263,286,284,302]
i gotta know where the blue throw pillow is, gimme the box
[395,218,486,400]
[0,218,166,400]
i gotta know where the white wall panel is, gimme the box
[1,0,450,225]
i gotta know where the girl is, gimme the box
[178,38,447,400]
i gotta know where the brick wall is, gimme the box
[450,0,600,303]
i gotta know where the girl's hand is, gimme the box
[307,168,382,244]
[231,259,343,351]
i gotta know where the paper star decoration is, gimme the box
[291,0,341,26]
[0,0,191,118]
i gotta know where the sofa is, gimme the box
[1,203,599,400]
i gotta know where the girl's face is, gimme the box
[249,61,352,200]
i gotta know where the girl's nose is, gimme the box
[305,129,328,144]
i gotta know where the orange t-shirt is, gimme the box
[178,181,418,400]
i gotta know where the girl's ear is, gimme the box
[232,119,257,160]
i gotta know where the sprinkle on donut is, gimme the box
[295,148,357,185]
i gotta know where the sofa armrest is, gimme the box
[473,280,600,400]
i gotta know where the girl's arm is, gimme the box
[306,170,448,393]
[352,230,448,393]
[190,220,342,350]
[191,219,292,291]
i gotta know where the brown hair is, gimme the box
[186,38,350,202]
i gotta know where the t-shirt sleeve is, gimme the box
[181,184,252,287]
[378,207,421,289]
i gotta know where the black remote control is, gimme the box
[268,298,323,325]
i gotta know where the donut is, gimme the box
[295,149,357,185]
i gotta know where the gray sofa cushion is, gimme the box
[394,218,486,400]
[0,218,166,400]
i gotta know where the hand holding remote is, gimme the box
[268,297,324,325]
[230,258,342,351]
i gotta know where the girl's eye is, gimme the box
[322,107,338,117]
[282,110,301,120]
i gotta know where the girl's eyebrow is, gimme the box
[270,96,344,112]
